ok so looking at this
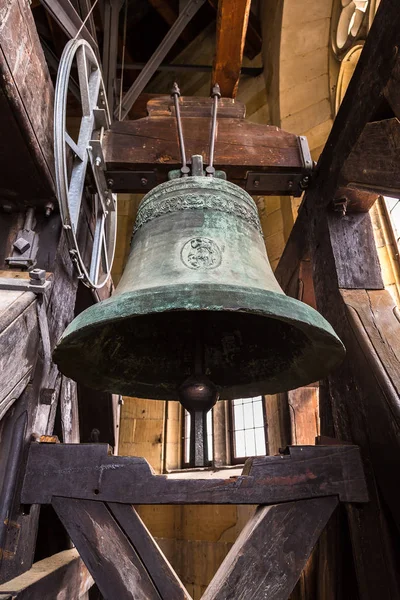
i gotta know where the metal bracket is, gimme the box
[246,172,307,196]
[0,269,51,294]
[106,170,157,192]
[5,208,39,269]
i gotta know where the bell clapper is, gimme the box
[178,326,219,468]
[206,83,221,177]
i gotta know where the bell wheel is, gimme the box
[54,38,117,289]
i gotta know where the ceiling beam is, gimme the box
[212,0,251,97]
[148,0,195,43]
[208,0,261,60]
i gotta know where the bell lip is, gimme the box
[54,284,346,400]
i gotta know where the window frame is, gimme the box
[229,396,268,465]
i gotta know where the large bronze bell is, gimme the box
[54,175,345,402]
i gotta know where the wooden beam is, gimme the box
[0,289,38,419]
[340,118,400,197]
[202,497,338,600]
[22,444,368,505]
[212,0,251,97]
[0,549,93,599]
[208,0,261,60]
[0,0,55,210]
[52,498,161,600]
[148,0,195,44]
[104,117,305,191]
[108,504,191,600]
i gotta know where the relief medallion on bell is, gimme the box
[180,237,222,270]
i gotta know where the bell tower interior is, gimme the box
[0,0,400,599]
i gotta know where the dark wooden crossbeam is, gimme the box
[21,443,368,505]
[103,97,309,194]
[212,0,251,97]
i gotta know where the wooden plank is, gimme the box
[340,119,400,198]
[0,297,39,419]
[104,117,303,189]
[202,497,338,600]
[212,0,251,97]
[21,444,368,505]
[52,498,161,600]
[327,212,384,289]
[108,503,191,600]
[0,549,93,599]
[0,0,55,209]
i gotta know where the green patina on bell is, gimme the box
[54,176,345,400]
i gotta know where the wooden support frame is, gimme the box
[20,443,364,600]
[274,0,400,596]
[21,443,368,505]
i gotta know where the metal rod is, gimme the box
[171,83,189,176]
[206,83,221,177]
[115,0,206,120]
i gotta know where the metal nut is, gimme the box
[29,268,46,281]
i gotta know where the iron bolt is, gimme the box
[141,177,148,186]
[253,179,260,187]
[288,180,293,189]
[107,179,114,188]
[95,157,102,167]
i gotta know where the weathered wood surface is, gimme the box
[327,212,383,289]
[22,444,368,505]
[104,117,304,190]
[212,0,251,97]
[0,0,55,210]
[0,234,78,583]
[146,95,247,118]
[0,549,93,599]
[275,2,400,594]
[340,119,400,198]
[108,503,191,600]
[202,497,338,600]
[0,291,38,420]
[52,498,161,600]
